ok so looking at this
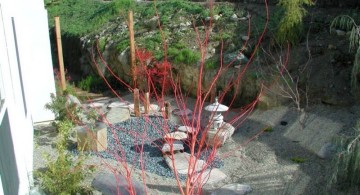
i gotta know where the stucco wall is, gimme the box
[0,0,55,194]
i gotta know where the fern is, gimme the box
[330,15,360,51]
[330,15,360,89]
[353,48,360,89]
[276,0,314,45]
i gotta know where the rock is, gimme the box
[241,36,249,41]
[145,16,160,29]
[195,168,227,185]
[164,152,207,174]
[87,102,105,108]
[77,122,107,152]
[107,101,129,108]
[231,14,238,21]
[29,186,46,195]
[173,108,192,116]
[206,122,235,147]
[161,140,184,153]
[66,94,81,106]
[149,104,159,112]
[224,52,248,66]
[105,107,130,124]
[238,17,248,21]
[205,14,222,22]
[335,29,346,36]
[211,183,252,195]
[92,172,146,195]
[213,14,222,21]
[317,143,336,159]
[164,131,188,140]
[177,126,195,133]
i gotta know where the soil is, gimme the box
[34,3,360,195]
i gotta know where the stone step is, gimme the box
[161,140,184,153]
[164,152,207,174]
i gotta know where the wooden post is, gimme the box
[144,92,150,115]
[164,101,171,120]
[128,11,136,88]
[54,16,66,92]
[134,88,141,117]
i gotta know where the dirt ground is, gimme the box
[33,97,360,194]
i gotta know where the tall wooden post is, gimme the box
[144,92,150,115]
[134,88,141,117]
[54,16,66,92]
[128,11,136,88]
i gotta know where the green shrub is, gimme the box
[276,0,314,45]
[116,39,130,52]
[45,93,81,123]
[78,74,104,92]
[174,48,200,65]
[56,119,74,145]
[36,119,92,194]
[204,59,218,70]
[331,124,360,190]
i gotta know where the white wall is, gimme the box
[0,0,56,194]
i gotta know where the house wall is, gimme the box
[0,0,55,194]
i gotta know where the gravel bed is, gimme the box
[75,116,224,179]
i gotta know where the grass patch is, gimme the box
[263,126,273,132]
[291,156,306,163]
[46,0,131,36]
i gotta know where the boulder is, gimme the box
[77,122,107,152]
[317,143,337,159]
[164,152,207,174]
[105,107,130,124]
[161,140,184,153]
[177,126,195,134]
[206,122,235,147]
[223,52,248,66]
[92,172,146,195]
[164,131,188,140]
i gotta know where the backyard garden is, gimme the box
[33,0,360,194]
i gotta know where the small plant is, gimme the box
[36,119,92,194]
[56,119,74,144]
[291,156,306,163]
[45,93,81,124]
[263,126,273,132]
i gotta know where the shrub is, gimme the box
[276,0,314,45]
[78,74,104,92]
[36,120,92,194]
[331,123,360,190]
[204,59,218,70]
[45,93,81,123]
[174,48,200,65]
[330,15,360,89]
